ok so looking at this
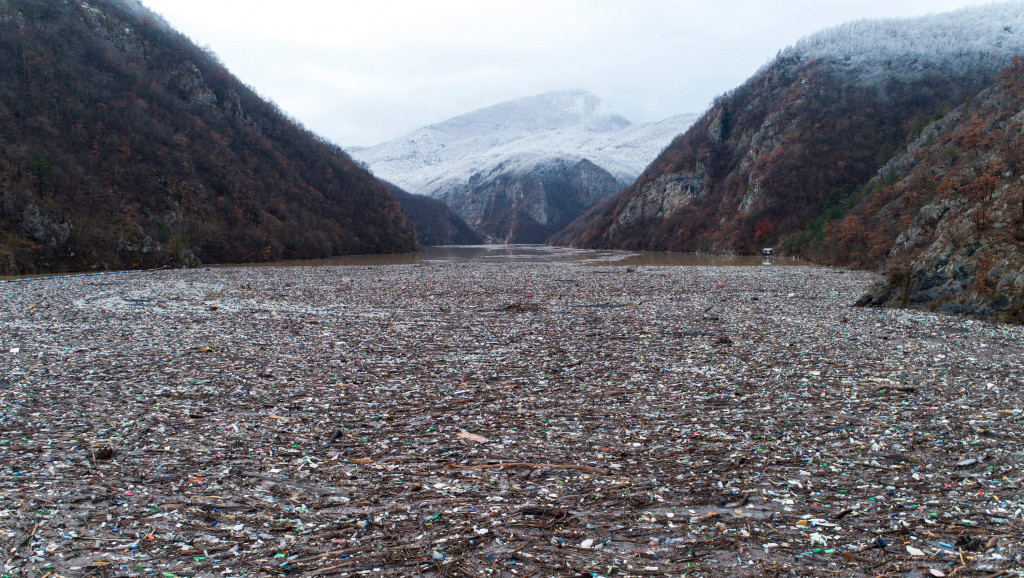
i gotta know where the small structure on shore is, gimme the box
[761,248,775,256]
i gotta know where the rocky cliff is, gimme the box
[0,0,416,274]
[444,157,621,243]
[834,58,1024,322]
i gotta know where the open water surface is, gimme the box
[1,245,808,282]
[221,244,810,268]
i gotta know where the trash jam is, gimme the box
[1,259,1022,576]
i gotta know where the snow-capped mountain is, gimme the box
[349,90,696,242]
[352,90,696,191]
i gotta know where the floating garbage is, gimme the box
[0,261,1022,575]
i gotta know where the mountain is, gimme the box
[554,4,1024,258]
[447,155,622,243]
[351,90,697,242]
[0,0,416,275]
[828,57,1024,323]
[386,184,483,246]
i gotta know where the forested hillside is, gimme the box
[554,5,1024,258]
[0,0,416,274]
[387,184,483,246]
[832,57,1024,322]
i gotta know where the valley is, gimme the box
[352,91,697,243]
[2,1,1024,575]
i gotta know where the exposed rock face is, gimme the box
[610,170,709,237]
[555,5,1024,255]
[387,185,483,246]
[857,241,1024,321]
[443,158,620,243]
[0,0,416,274]
[844,58,1024,323]
[20,203,71,248]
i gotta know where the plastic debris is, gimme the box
[1,254,1023,576]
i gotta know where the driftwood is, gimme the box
[446,462,609,475]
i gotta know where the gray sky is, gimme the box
[140,0,1005,147]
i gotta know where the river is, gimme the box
[220,244,809,268]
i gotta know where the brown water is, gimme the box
[219,245,810,268]
[0,246,809,282]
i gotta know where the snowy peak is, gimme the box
[432,89,631,136]
[351,90,697,196]
[349,90,697,244]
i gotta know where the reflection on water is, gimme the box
[1,245,812,281]
[225,245,811,268]
[421,245,808,266]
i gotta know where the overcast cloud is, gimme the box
[139,0,1008,147]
